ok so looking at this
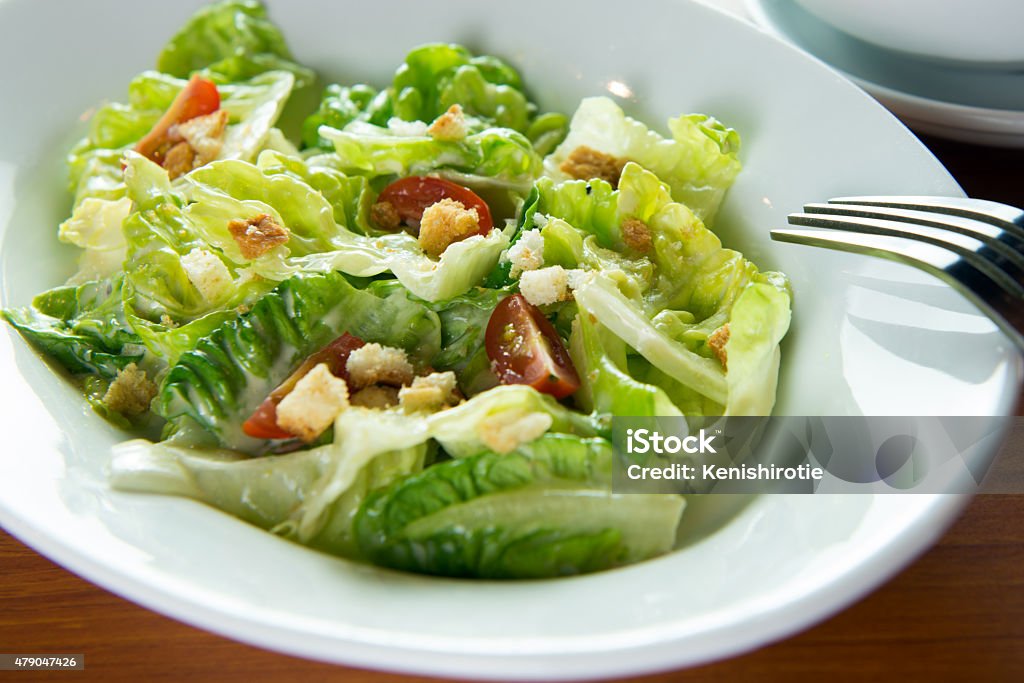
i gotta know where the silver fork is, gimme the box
[770,196,1024,349]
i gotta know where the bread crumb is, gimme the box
[275,363,350,442]
[708,323,730,370]
[559,146,625,187]
[505,229,545,276]
[350,385,400,409]
[103,363,157,416]
[370,200,402,231]
[228,214,290,259]
[478,411,553,454]
[427,104,468,141]
[621,217,652,253]
[519,266,569,306]
[346,343,414,389]
[172,109,228,166]
[399,371,459,413]
[161,110,229,178]
[162,141,196,180]
[181,247,233,302]
[418,198,480,257]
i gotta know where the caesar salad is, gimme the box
[2,0,791,578]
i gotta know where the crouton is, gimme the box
[350,385,400,409]
[505,229,545,276]
[275,363,350,442]
[708,323,730,369]
[559,146,625,187]
[427,104,468,141]
[370,200,402,231]
[228,214,290,259]
[519,266,570,307]
[399,371,459,413]
[346,343,415,389]
[103,363,157,416]
[172,109,229,166]
[478,411,553,454]
[418,198,480,257]
[162,141,196,180]
[621,217,652,253]
[180,247,233,302]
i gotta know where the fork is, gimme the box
[770,196,1024,349]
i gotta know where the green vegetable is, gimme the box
[157,272,442,451]
[156,0,314,87]
[3,278,143,378]
[301,84,393,149]
[109,432,428,558]
[68,69,296,209]
[568,309,682,418]
[319,122,541,193]
[544,96,741,224]
[354,434,684,578]
[57,197,132,284]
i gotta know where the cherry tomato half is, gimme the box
[484,294,581,399]
[376,176,493,233]
[242,333,366,440]
[134,74,221,163]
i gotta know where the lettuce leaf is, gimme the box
[354,433,684,578]
[57,197,132,284]
[157,272,442,452]
[156,0,314,87]
[110,431,428,558]
[2,277,143,379]
[319,121,541,193]
[68,69,295,209]
[301,43,567,154]
[301,84,393,150]
[544,97,741,223]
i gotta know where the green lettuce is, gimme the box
[110,428,428,558]
[157,272,442,451]
[68,68,295,211]
[301,84,393,149]
[57,197,132,284]
[156,0,314,87]
[544,97,741,223]
[2,277,143,379]
[319,121,541,193]
[354,433,684,578]
[303,43,567,155]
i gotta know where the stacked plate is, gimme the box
[745,0,1024,147]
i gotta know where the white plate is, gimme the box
[745,0,1024,148]
[0,0,1020,679]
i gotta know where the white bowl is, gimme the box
[795,0,1024,67]
[0,0,1019,678]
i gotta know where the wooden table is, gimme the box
[2,138,1024,682]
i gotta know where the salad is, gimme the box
[2,0,791,579]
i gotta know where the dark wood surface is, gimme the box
[2,136,1023,682]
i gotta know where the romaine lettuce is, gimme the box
[354,433,684,578]
[157,272,442,451]
[544,97,741,224]
[156,0,314,87]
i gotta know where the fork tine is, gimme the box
[828,196,1024,239]
[770,228,1024,348]
[803,202,1024,269]
[788,212,1024,298]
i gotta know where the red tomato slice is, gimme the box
[376,176,493,233]
[484,294,581,399]
[134,74,221,163]
[242,333,366,440]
